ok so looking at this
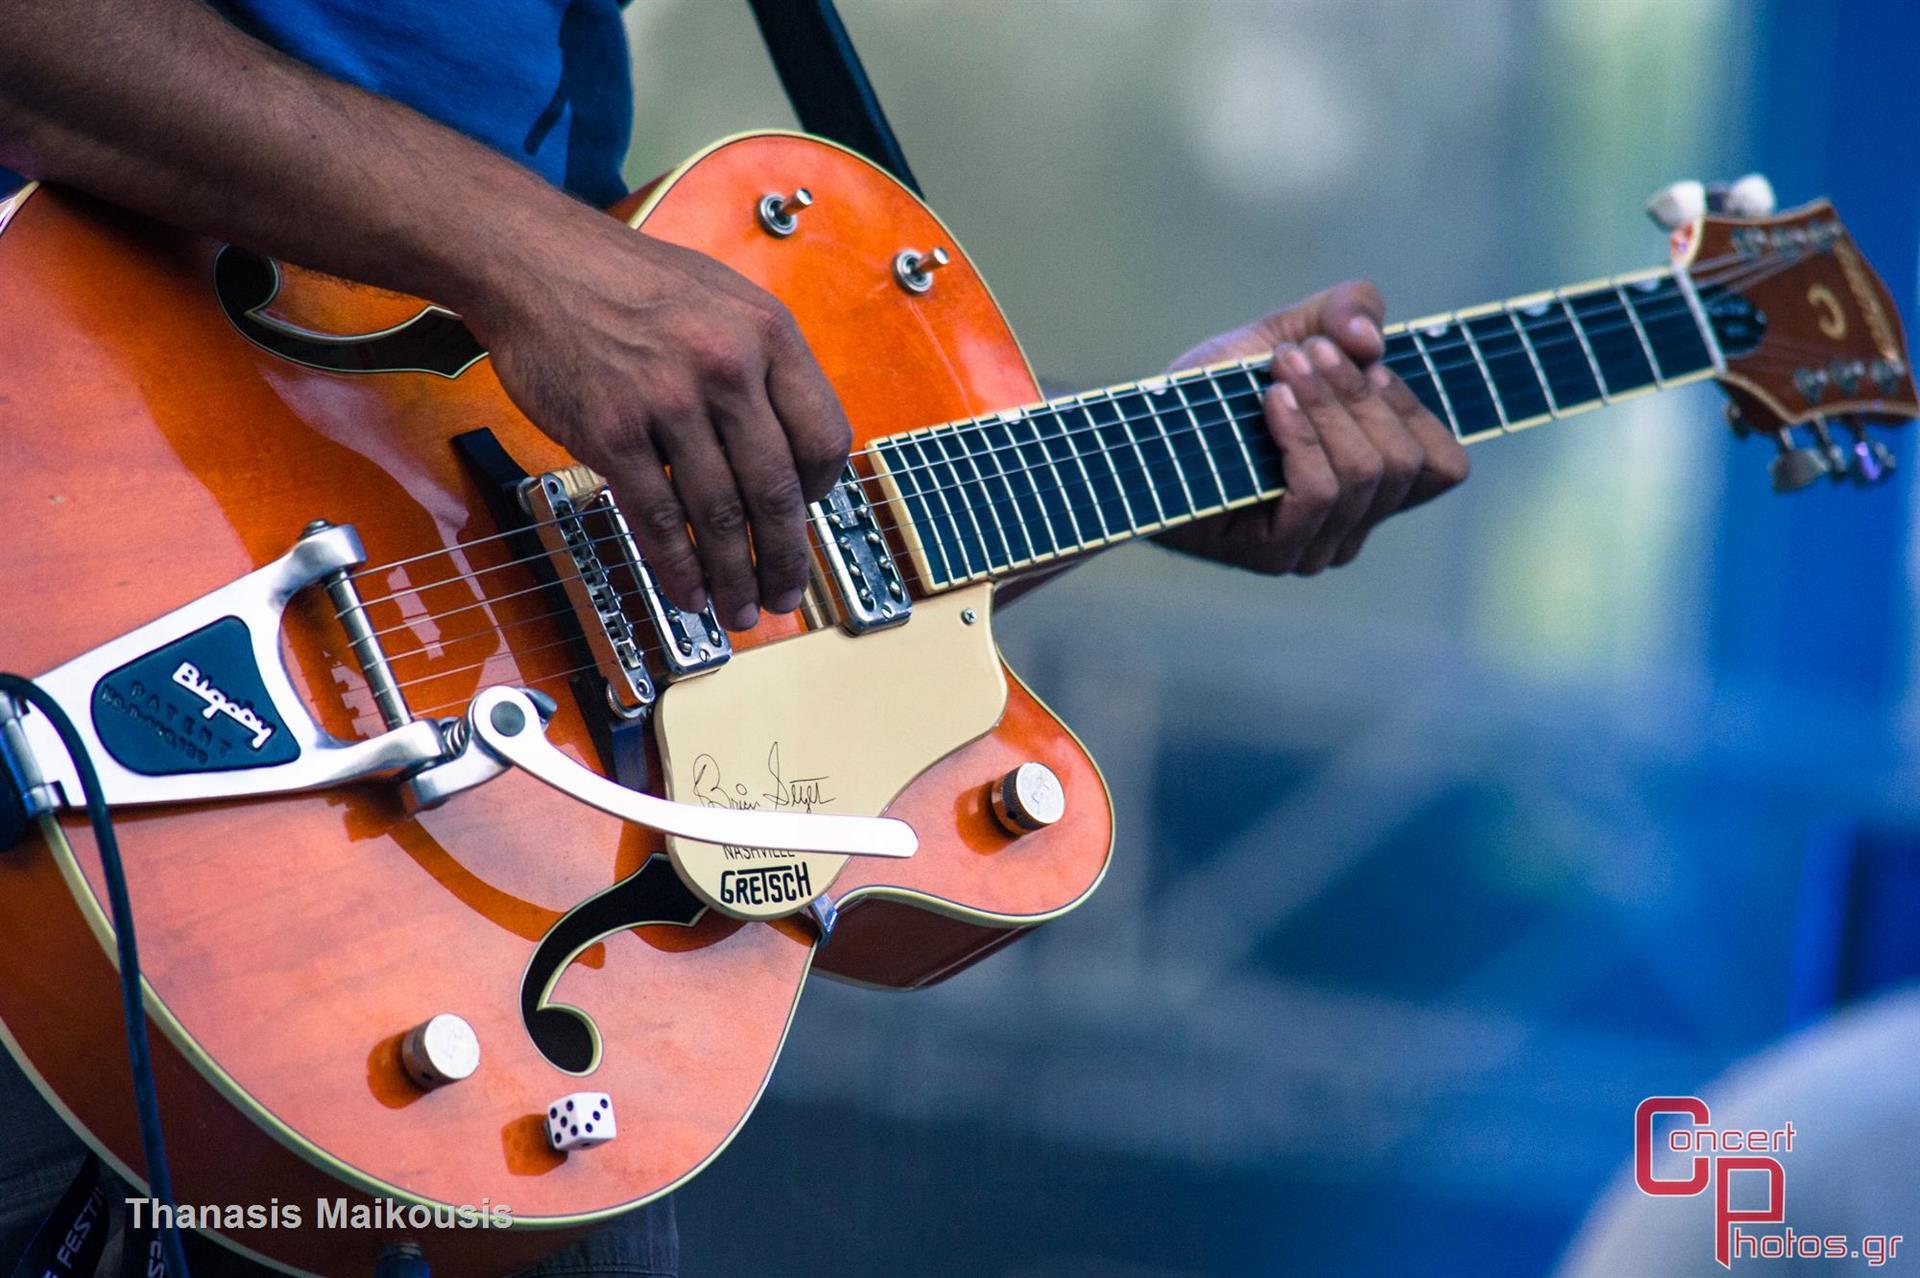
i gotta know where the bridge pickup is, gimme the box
[811,463,910,633]
[520,470,657,717]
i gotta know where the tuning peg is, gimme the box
[1841,418,1897,486]
[1807,420,1850,479]
[1646,179,1706,229]
[1722,173,1777,217]
[1769,427,1832,493]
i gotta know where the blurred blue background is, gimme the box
[623,2,1920,1274]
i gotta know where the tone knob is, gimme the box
[990,762,1065,834]
[399,1013,480,1091]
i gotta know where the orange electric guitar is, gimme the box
[0,136,1911,1276]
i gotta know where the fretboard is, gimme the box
[871,266,1723,592]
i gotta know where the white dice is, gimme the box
[545,1092,615,1152]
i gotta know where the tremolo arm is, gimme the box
[0,522,915,862]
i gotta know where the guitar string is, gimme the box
[336,246,1837,654]
[313,241,1847,702]
[340,241,1788,587]
[345,247,1827,633]
[343,247,1805,613]
[345,333,1849,680]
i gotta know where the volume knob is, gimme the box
[400,1013,480,1091]
[990,762,1065,834]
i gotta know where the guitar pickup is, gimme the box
[811,463,910,633]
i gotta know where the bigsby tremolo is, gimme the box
[0,521,914,863]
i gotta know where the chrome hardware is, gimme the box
[810,462,911,633]
[1871,358,1907,396]
[400,1013,481,1091]
[756,188,813,237]
[1806,420,1849,479]
[1843,419,1897,487]
[10,523,446,811]
[1770,428,1831,493]
[522,468,730,690]
[520,471,655,716]
[469,687,917,857]
[990,761,1066,834]
[1829,359,1865,398]
[1794,367,1829,405]
[315,520,413,731]
[1645,179,1706,230]
[0,692,59,822]
[894,246,949,294]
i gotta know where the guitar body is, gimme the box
[0,133,1111,1276]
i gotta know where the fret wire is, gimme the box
[1067,393,1143,535]
[1454,312,1510,430]
[867,264,1739,507]
[939,421,1015,572]
[927,427,998,577]
[1504,303,1561,415]
[1612,279,1667,388]
[1141,381,1203,517]
[1102,389,1172,529]
[1201,366,1268,500]
[1672,268,1727,372]
[875,438,952,588]
[1407,327,1464,440]
[1003,413,1070,552]
[1034,406,1108,547]
[1019,411,1089,551]
[1555,289,1613,403]
[1168,373,1233,510]
[968,414,1040,567]
[981,414,1059,560]
[897,431,976,583]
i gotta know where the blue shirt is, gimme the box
[216,0,635,206]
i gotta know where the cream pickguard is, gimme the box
[653,585,1007,919]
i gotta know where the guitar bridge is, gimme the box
[520,467,731,718]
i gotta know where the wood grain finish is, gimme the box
[0,134,1112,1276]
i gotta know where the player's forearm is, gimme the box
[0,0,583,316]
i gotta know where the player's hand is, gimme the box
[1155,281,1468,575]
[467,215,851,630]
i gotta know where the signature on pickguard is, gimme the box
[690,744,836,859]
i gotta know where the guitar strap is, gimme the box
[6,1155,109,1278]
[744,0,921,195]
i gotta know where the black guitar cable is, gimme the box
[0,673,192,1278]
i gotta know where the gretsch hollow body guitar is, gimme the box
[0,134,1910,1276]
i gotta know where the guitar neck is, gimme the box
[870,265,1726,593]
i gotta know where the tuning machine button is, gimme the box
[1645,179,1706,230]
[990,762,1065,834]
[1770,427,1832,493]
[1842,419,1897,487]
[1721,173,1777,217]
[756,188,813,237]
[894,246,949,294]
[399,1013,480,1091]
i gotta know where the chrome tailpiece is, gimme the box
[7,522,445,809]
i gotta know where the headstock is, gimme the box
[1650,175,1916,491]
